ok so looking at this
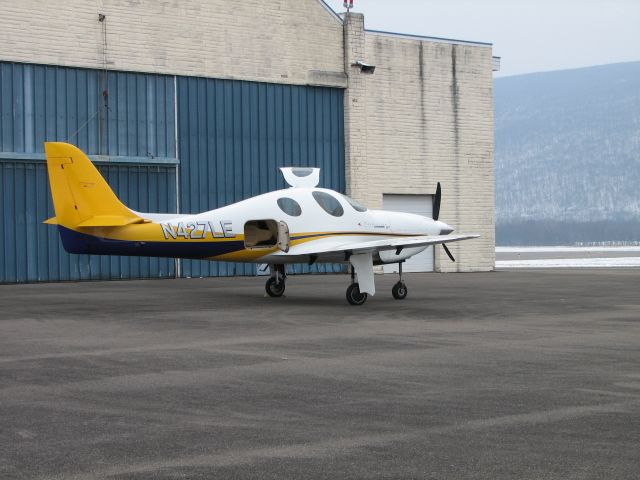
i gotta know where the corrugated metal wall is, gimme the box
[0,62,346,283]
[0,62,176,157]
[177,76,345,277]
[0,161,176,282]
[0,62,177,283]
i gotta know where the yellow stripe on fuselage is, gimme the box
[208,231,423,262]
[69,223,239,243]
[63,223,423,262]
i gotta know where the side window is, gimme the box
[277,197,302,217]
[312,191,344,217]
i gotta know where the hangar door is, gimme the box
[382,194,434,273]
[0,62,178,283]
[177,77,345,277]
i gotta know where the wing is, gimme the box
[288,233,479,257]
[265,233,479,296]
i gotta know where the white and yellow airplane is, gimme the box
[44,142,478,305]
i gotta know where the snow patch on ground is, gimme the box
[497,246,640,253]
[497,257,640,268]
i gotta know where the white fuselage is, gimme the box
[138,187,453,264]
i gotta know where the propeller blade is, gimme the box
[433,182,441,221]
[442,243,455,262]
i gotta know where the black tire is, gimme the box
[346,283,367,305]
[265,277,285,297]
[392,281,408,300]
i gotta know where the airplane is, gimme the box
[43,142,478,305]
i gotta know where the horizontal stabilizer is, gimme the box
[76,215,149,228]
[43,217,58,225]
[280,167,320,188]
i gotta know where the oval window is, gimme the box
[277,197,302,217]
[341,194,367,212]
[312,191,344,217]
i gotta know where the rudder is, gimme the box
[44,142,144,228]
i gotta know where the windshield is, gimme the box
[312,191,344,217]
[341,194,367,212]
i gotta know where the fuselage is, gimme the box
[59,187,453,264]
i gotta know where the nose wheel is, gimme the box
[392,261,408,300]
[392,281,408,300]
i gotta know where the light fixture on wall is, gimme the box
[352,60,375,74]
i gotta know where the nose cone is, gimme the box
[436,221,454,235]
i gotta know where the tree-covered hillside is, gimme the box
[494,62,640,244]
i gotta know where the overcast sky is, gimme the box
[323,0,640,77]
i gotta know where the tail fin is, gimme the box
[44,142,145,228]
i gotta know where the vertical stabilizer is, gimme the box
[44,142,144,228]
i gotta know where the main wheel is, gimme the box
[392,281,408,300]
[265,277,285,297]
[346,283,367,305]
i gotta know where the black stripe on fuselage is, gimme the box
[58,226,244,258]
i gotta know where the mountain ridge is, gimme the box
[494,61,640,244]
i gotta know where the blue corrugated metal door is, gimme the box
[177,77,345,277]
[0,62,178,283]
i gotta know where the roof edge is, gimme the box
[366,29,492,48]
[316,0,343,24]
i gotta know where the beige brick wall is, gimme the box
[344,21,495,272]
[1,3,494,271]
[342,13,368,202]
[0,0,346,87]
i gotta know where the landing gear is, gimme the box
[265,277,285,297]
[392,261,408,300]
[392,281,408,300]
[346,266,368,305]
[265,264,286,297]
[346,283,367,305]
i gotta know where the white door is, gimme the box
[383,194,435,273]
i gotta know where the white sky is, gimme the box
[322,0,640,77]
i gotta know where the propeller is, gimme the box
[433,182,441,221]
[433,182,455,262]
[442,243,455,262]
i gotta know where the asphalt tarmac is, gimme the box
[1,269,639,479]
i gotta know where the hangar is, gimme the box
[0,0,496,283]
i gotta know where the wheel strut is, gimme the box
[270,264,286,284]
[266,264,286,297]
[392,261,408,300]
[346,264,367,305]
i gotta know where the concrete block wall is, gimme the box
[1,2,495,272]
[0,0,345,87]
[342,13,368,202]
[344,21,495,272]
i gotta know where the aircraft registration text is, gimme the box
[160,221,234,240]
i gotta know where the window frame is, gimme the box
[276,197,303,217]
[312,191,344,217]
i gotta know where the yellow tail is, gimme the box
[44,142,145,228]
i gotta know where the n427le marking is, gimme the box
[160,221,234,240]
